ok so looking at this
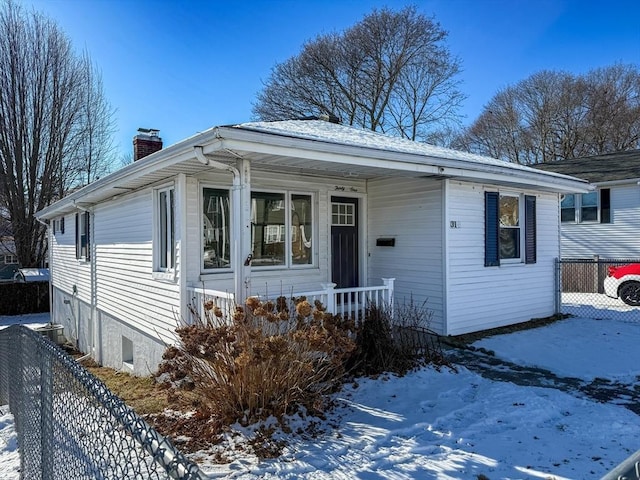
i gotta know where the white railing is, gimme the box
[186,287,236,323]
[187,278,395,323]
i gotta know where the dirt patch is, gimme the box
[443,314,570,347]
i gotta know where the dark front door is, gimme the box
[331,197,359,289]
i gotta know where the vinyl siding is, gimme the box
[50,213,92,303]
[445,181,558,335]
[367,177,445,334]
[94,188,181,343]
[561,184,640,258]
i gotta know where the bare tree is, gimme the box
[458,64,640,164]
[0,1,115,266]
[253,6,465,143]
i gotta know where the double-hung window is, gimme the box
[76,212,90,261]
[561,189,610,223]
[156,187,175,272]
[485,192,536,266]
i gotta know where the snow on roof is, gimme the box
[14,268,50,282]
[234,120,550,176]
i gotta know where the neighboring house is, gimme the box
[0,237,19,281]
[535,150,640,259]
[36,120,588,374]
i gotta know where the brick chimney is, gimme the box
[133,128,162,161]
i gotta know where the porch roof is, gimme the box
[37,120,590,219]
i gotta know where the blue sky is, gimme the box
[24,0,640,160]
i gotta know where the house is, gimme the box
[36,120,588,375]
[534,150,640,259]
[0,237,19,282]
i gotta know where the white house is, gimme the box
[535,150,640,259]
[36,119,588,375]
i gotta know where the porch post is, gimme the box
[236,158,252,305]
[321,282,337,314]
[382,278,395,317]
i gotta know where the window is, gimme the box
[561,189,610,223]
[156,188,175,271]
[3,255,18,265]
[291,194,312,265]
[53,217,65,235]
[202,188,231,270]
[499,195,520,260]
[485,192,536,266]
[580,192,598,222]
[250,191,314,268]
[332,202,355,226]
[251,192,286,266]
[560,194,576,222]
[75,212,90,260]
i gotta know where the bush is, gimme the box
[0,282,49,315]
[157,296,356,426]
[350,297,448,376]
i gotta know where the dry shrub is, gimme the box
[351,297,449,375]
[157,296,356,427]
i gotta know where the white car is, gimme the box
[603,263,640,306]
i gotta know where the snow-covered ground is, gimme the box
[1,313,639,479]
[0,312,50,330]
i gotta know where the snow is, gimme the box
[1,313,639,479]
[473,316,640,382]
[0,312,50,330]
[234,120,582,184]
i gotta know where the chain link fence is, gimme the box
[0,325,206,479]
[557,258,640,322]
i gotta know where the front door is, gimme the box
[331,197,359,289]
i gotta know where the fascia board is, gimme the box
[218,129,591,194]
[593,178,640,187]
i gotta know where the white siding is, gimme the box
[367,177,445,333]
[94,188,180,344]
[50,213,91,303]
[445,181,559,335]
[561,184,640,259]
[49,212,92,347]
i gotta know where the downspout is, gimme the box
[73,202,97,360]
[194,146,247,304]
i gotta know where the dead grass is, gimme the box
[79,358,205,447]
[82,361,167,415]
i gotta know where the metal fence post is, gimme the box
[555,258,562,315]
[40,348,54,480]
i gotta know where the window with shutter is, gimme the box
[485,192,537,266]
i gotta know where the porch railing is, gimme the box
[186,278,395,323]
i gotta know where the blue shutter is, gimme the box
[525,195,536,264]
[75,213,80,259]
[485,192,500,267]
[85,212,91,261]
